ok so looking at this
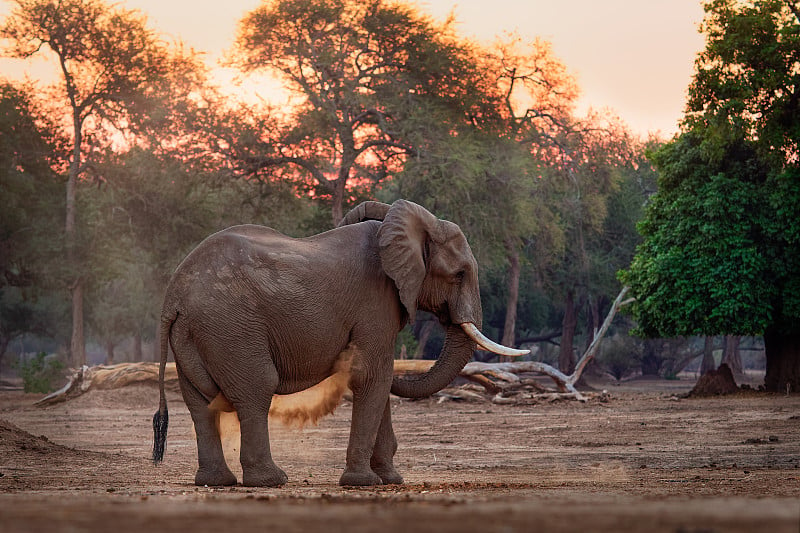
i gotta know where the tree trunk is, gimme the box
[105,340,115,365]
[559,290,577,374]
[414,319,436,359]
[640,339,662,376]
[133,331,143,363]
[70,278,86,367]
[721,335,742,374]
[764,328,800,392]
[0,336,9,372]
[583,296,601,354]
[701,336,716,375]
[501,241,521,352]
[330,177,346,227]
[66,110,85,367]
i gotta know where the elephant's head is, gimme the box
[351,200,526,398]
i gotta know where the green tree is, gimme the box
[385,36,576,353]
[477,36,576,350]
[546,120,640,373]
[1,0,204,366]
[622,0,800,391]
[0,81,64,368]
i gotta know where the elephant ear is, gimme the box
[377,200,439,323]
[337,201,391,227]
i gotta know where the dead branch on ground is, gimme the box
[396,286,633,402]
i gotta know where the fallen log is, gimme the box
[35,363,179,406]
[396,286,633,402]
[36,287,632,407]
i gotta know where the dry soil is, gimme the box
[1,376,799,532]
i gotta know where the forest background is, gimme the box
[2,0,792,389]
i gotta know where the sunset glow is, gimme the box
[0,0,705,135]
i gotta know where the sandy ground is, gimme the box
[1,375,799,533]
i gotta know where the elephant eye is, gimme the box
[452,270,465,283]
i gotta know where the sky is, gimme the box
[0,0,707,137]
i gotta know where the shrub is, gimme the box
[16,352,65,393]
[598,334,640,381]
[395,325,419,358]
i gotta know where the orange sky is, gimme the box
[0,0,705,137]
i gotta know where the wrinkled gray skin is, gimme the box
[154,200,483,487]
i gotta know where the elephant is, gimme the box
[152,199,526,487]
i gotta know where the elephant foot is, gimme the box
[195,467,237,487]
[242,465,288,487]
[373,466,403,485]
[339,469,383,487]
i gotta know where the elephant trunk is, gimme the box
[390,323,475,399]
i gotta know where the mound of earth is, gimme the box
[0,417,156,491]
[0,418,63,455]
[688,363,740,396]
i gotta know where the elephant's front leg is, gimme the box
[339,355,395,486]
[370,398,403,484]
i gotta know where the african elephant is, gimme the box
[152,199,526,487]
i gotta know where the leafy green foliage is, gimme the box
[687,0,800,163]
[622,131,775,337]
[0,83,67,365]
[0,82,62,288]
[596,334,641,380]
[15,352,64,393]
[622,1,800,348]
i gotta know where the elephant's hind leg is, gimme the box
[218,355,287,487]
[175,368,237,487]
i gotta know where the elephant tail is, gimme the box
[152,309,175,464]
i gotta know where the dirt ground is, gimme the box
[1,374,799,533]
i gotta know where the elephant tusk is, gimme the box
[460,323,529,357]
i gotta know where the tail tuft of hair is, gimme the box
[152,405,169,464]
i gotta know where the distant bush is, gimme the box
[598,334,640,381]
[395,325,419,358]
[16,352,65,393]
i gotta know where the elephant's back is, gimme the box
[165,223,377,302]
[179,225,285,269]
[163,225,285,304]
[163,222,385,317]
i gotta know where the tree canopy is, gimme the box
[621,0,800,391]
[0,82,64,367]
[227,0,498,225]
[1,0,209,365]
